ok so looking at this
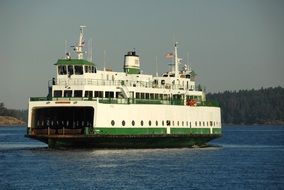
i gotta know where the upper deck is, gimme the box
[43,26,206,104]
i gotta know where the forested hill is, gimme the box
[207,87,284,125]
[0,103,27,125]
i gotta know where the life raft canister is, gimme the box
[186,99,197,106]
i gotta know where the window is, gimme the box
[177,121,180,126]
[132,120,135,126]
[122,120,125,126]
[111,120,115,126]
[58,66,67,75]
[64,90,72,97]
[116,92,122,98]
[105,91,114,98]
[94,91,103,98]
[146,93,149,99]
[166,120,171,126]
[186,121,188,126]
[136,92,140,99]
[68,65,74,75]
[149,120,152,126]
[162,120,164,126]
[74,90,83,97]
[141,120,144,126]
[155,121,158,126]
[74,66,83,75]
[54,90,62,97]
[85,91,93,98]
[85,66,89,73]
[182,121,184,126]
[155,94,159,99]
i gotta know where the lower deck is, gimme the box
[27,100,222,148]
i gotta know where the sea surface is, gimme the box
[0,125,284,190]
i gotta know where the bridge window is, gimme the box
[58,66,67,75]
[64,90,72,97]
[68,65,74,75]
[85,66,89,73]
[75,66,83,75]
[54,90,62,97]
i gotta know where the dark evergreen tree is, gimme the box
[207,87,284,124]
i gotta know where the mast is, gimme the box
[73,26,86,59]
[174,42,179,78]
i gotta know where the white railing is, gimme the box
[57,78,195,91]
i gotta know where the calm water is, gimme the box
[0,126,284,190]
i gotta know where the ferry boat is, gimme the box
[26,26,222,148]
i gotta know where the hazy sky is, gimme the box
[0,0,284,109]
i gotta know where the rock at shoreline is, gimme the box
[0,116,25,126]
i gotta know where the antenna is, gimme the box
[155,56,158,77]
[174,42,179,79]
[65,40,67,55]
[103,50,106,71]
[88,38,93,62]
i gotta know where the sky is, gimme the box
[0,0,284,109]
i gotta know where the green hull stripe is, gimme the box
[95,127,221,135]
[171,128,210,134]
[213,128,222,134]
[95,127,166,135]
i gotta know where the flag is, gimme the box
[165,52,174,59]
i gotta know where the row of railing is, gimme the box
[57,78,195,91]
[29,97,219,107]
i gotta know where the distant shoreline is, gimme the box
[0,116,25,127]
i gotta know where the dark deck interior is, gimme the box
[33,107,94,129]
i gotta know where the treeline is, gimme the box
[0,103,27,122]
[207,86,284,125]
